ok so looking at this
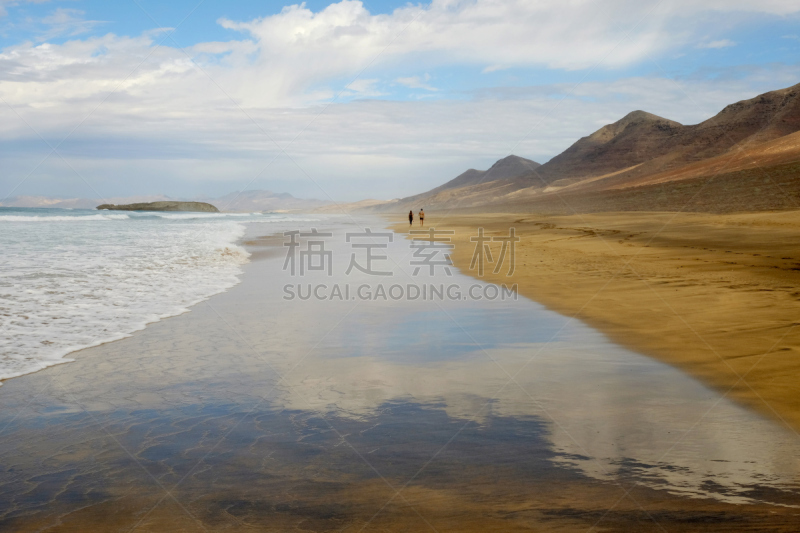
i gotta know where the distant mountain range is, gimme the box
[0,191,331,213]
[0,195,172,210]
[375,82,800,214]
[208,190,330,212]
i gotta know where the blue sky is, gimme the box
[1,1,403,46]
[0,0,798,202]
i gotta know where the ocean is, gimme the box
[0,207,322,382]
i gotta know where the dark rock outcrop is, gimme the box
[97,201,219,212]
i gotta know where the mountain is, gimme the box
[312,198,392,213]
[534,110,683,183]
[0,195,171,209]
[533,82,800,185]
[210,190,330,212]
[701,83,800,144]
[381,155,541,211]
[429,155,541,193]
[380,82,800,214]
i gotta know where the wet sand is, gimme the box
[1,218,799,531]
[392,211,800,433]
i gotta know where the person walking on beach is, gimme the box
[408,210,414,226]
[419,208,425,226]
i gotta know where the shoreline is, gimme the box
[0,277,248,386]
[390,210,800,432]
[0,220,253,387]
[0,226,298,388]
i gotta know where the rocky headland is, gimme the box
[97,201,219,212]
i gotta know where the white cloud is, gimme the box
[395,73,436,91]
[38,8,104,40]
[218,0,675,79]
[699,39,736,49]
[673,0,800,14]
[1,0,796,109]
[342,77,385,97]
[345,78,378,92]
[482,65,510,74]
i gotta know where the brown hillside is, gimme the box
[534,110,683,182]
[532,83,800,186]
[426,155,540,194]
[374,82,800,215]
[389,155,540,210]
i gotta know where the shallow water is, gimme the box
[0,207,333,381]
[0,216,798,531]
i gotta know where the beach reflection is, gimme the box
[272,313,800,505]
[258,220,800,505]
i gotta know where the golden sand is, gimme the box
[393,211,800,433]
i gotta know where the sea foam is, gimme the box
[0,208,319,382]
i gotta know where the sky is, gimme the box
[0,0,799,202]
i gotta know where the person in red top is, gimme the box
[408,210,413,225]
